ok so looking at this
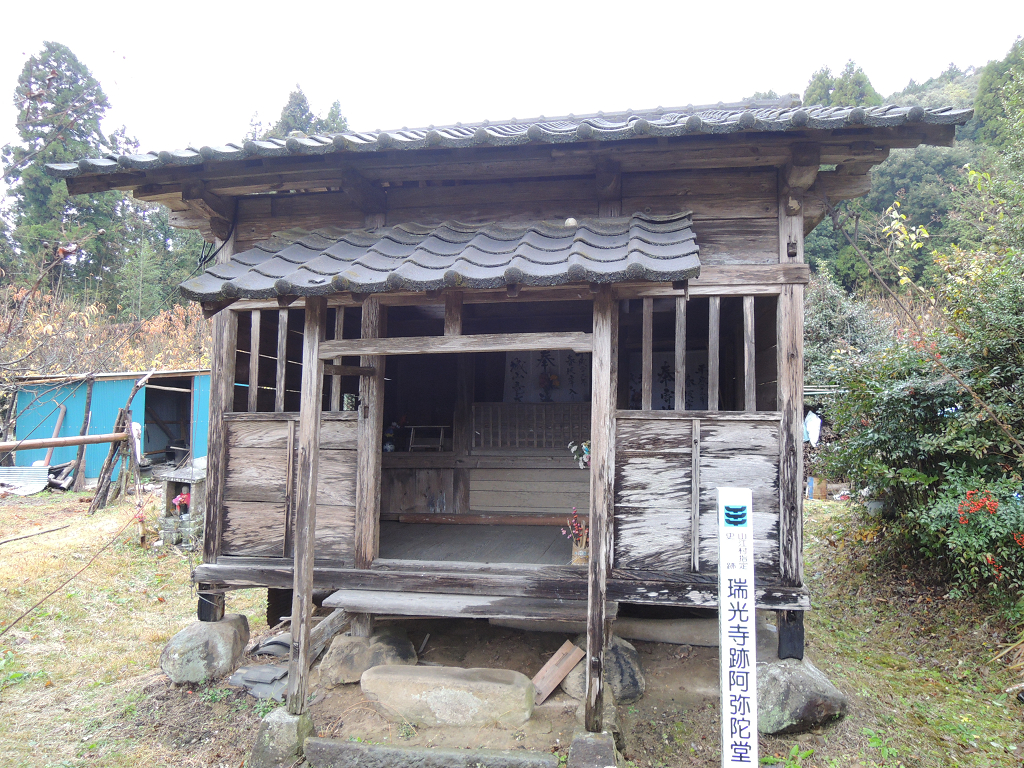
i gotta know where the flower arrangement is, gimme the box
[567,440,591,469]
[561,507,589,549]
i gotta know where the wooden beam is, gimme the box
[352,296,386,638]
[323,364,375,376]
[286,295,327,715]
[444,291,463,336]
[641,297,653,411]
[319,331,592,359]
[708,297,720,412]
[248,310,261,413]
[452,350,473,515]
[674,296,686,411]
[585,286,617,733]
[744,296,756,412]
[275,309,288,413]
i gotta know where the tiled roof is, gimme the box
[46,103,973,179]
[179,212,700,300]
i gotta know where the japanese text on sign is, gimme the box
[718,487,758,766]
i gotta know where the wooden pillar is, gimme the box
[447,292,472,515]
[199,230,236,622]
[585,287,617,732]
[330,307,345,412]
[743,295,756,412]
[708,296,720,412]
[286,296,327,714]
[673,297,686,411]
[641,297,653,411]
[352,296,386,638]
[275,309,288,413]
[248,310,261,413]
[777,282,805,658]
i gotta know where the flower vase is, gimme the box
[571,544,589,565]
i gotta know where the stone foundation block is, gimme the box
[320,627,417,685]
[249,707,314,768]
[758,657,848,734]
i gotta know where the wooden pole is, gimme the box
[777,282,805,658]
[0,431,126,453]
[286,296,327,715]
[585,286,617,733]
[352,296,386,638]
[199,231,237,622]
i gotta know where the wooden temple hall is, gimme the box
[49,99,971,727]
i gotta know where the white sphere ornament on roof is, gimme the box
[564,218,578,228]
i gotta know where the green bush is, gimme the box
[918,470,1024,603]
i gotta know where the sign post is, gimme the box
[718,487,758,766]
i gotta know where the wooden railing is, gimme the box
[472,402,591,450]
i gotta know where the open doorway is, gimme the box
[377,300,593,566]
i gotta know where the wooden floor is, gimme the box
[378,522,573,565]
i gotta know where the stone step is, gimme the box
[304,739,559,768]
[322,588,617,622]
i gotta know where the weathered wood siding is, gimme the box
[231,171,778,266]
[470,467,590,515]
[220,413,357,561]
[613,415,780,581]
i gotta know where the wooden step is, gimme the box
[322,588,617,623]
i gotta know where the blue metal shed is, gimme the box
[12,370,210,478]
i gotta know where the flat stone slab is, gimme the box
[305,738,559,768]
[159,614,249,684]
[361,665,535,727]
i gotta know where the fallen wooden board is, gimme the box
[532,640,585,704]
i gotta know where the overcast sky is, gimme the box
[2,2,1022,156]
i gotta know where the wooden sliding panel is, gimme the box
[275,309,288,413]
[641,297,653,411]
[744,295,756,412]
[353,297,386,638]
[287,296,326,716]
[708,296,720,411]
[613,418,692,571]
[696,419,781,581]
[585,287,617,733]
[674,297,686,411]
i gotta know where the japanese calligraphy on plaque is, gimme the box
[717,487,758,766]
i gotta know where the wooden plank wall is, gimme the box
[230,170,778,266]
[220,414,357,562]
[613,416,780,582]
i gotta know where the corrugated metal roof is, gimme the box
[179,211,700,300]
[0,466,50,496]
[45,103,973,180]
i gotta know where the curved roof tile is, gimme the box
[47,102,973,180]
[180,212,700,300]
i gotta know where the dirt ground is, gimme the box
[3,492,1024,767]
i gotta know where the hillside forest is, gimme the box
[2,40,1024,619]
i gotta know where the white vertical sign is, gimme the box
[718,487,758,766]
